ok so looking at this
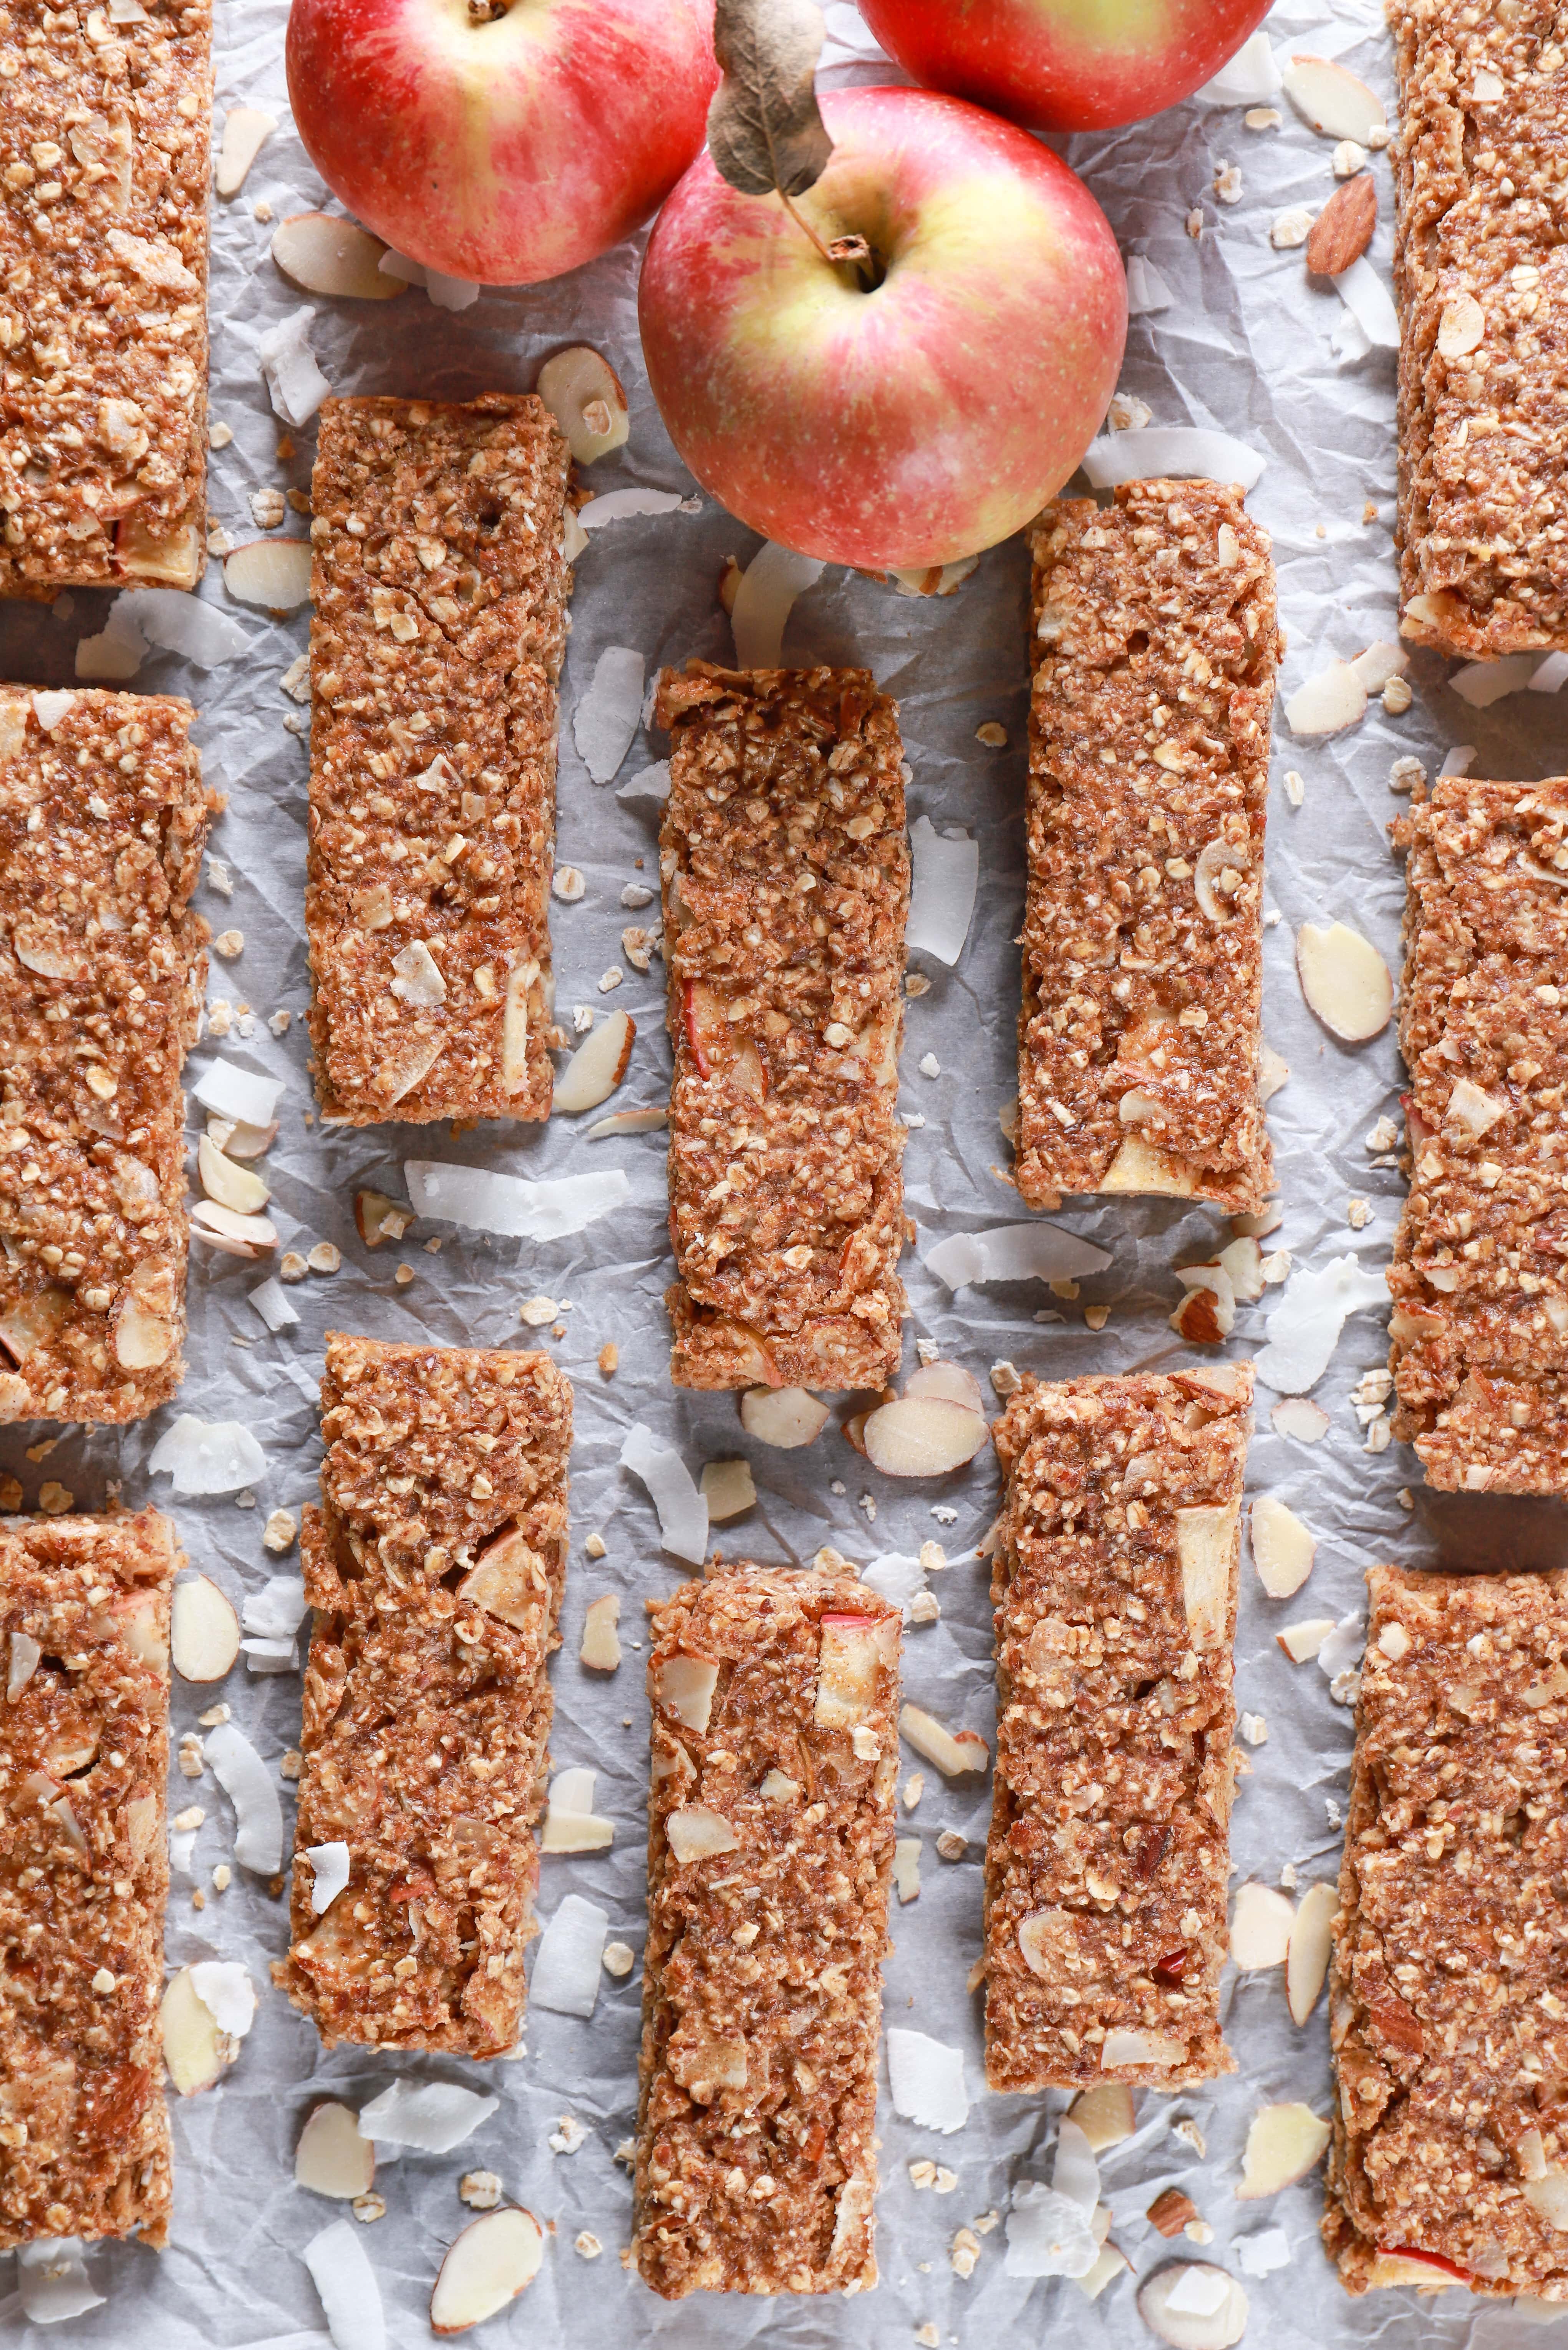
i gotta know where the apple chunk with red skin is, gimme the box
[857,0,1272,133]
[815,1611,899,1730]
[285,0,716,287]
[639,85,1126,574]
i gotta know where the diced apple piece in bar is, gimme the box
[815,1613,898,1730]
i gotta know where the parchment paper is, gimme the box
[0,1,1559,2342]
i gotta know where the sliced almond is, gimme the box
[1446,1075,1507,1136]
[700,1458,756,1523]
[739,1386,829,1448]
[553,1009,633,1115]
[1296,920,1393,1041]
[114,1295,175,1371]
[271,211,403,301]
[224,537,312,611]
[1306,173,1377,275]
[1526,2173,1568,2231]
[1193,836,1251,925]
[215,104,277,199]
[1148,2188,1201,2239]
[535,346,630,466]
[540,1801,614,1854]
[1139,2262,1249,2348]
[666,1803,740,1863]
[197,1131,270,1215]
[815,1612,898,1730]
[1101,2026,1187,2070]
[903,1360,986,1415]
[1438,290,1485,359]
[189,1200,278,1255]
[1271,1396,1329,1443]
[501,960,535,1098]
[457,1529,547,1634]
[1282,53,1387,143]
[578,1594,620,1673]
[1278,1615,1336,1663]
[1285,660,1367,737]
[898,1702,988,1777]
[430,2207,544,2335]
[1229,1881,1293,1970]
[1074,2242,1130,2302]
[1100,1133,1199,1197]
[654,1651,719,1733]
[893,1836,922,1905]
[1235,2101,1331,2199]
[161,1965,231,2095]
[1286,1880,1337,2024]
[354,1189,409,1248]
[1175,1503,1236,1648]
[1249,1494,1316,1598]
[862,1394,988,1477]
[1348,640,1409,693]
[295,2100,375,2198]
[1069,2080,1136,2153]
[170,1574,239,1682]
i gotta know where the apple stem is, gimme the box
[777,187,875,289]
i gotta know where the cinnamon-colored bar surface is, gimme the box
[306,395,570,1125]
[1019,482,1278,1214]
[0,1509,176,2248]
[657,662,909,1391]
[278,1336,570,2056]
[633,1561,900,2298]
[984,1367,1249,2091]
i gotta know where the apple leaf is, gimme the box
[708,0,833,201]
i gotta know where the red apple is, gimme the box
[638,86,1125,574]
[857,0,1272,133]
[285,0,717,287]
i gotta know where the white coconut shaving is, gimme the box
[859,1554,928,1625]
[530,1893,610,2018]
[76,585,251,680]
[1440,745,1477,777]
[1318,1610,1365,1680]
[924,1222,1113,1292]
[1532,652,1568,693]
[192,1056,285,1127]
[241,1637,297,1675]
[1450,652,1540,707]
[1333,257,1399,351]
[1235,2227,1292,2278]
[906,816,979,967]
[573,646,645,784]
[579,488,686,529]
[17,2239,105,2325]
[886,2028,968,2133]
[1082,426,1265,493]
[242,1576,306,1670]
[189,1960,257,2039]
[620,1423,708,1564]
[304,1840,351,1915]
[731,541,825,668]
[206,1719,285,1874]
[616,760,671,804]
[258,306,332,427]
[1125,255,1174,315]
[1332,308,1372,368]
[1254,1253,1389,1394]
[1003,2180,1100,2279]
[357,2077,499,2154]
[31,690,76,731]
[376,250,480,310]
[147,1414,266,1496]
[1052,2118,1101,2215]
[303,2219,386,2350]
[249,1277,300,1333]
[403,1159,629,1241]
[169,1828,197,1877]
[1197,28,1281,103]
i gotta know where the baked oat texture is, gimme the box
[657,663,910,1393]
[633,1561,900,2299]
[983,1367,1250,2092]
[277,1335,570,2057]
[1389,772,1568,1491]
[0,685,208,1423]
[0,1508,176,2249]
[306,395,571,1126]
[1326,1562,1568,2297]
[0,0,210,596]
[1020,483,1278,1215]
[1391,2,1568,656]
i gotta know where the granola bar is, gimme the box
[306,395,572,1125]
[1391,3,1568,657]
[0,0,210,596]
[983,1366,1250,2091]
[277,1335,570,2056]
[0,1508,176,2249]
[1325,1562,1568,2297]
[1389,773,1568,1491]
[0,685,208,1423]
[633,1562,900,2299]
[1019,484,1278,1214]
[656,663,909,1391]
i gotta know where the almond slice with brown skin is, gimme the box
[430,2207,544,2335]
[1236,2101,1331,2198]
[1296,920,1392,1041]
[552,1009,634,1115]
[1306,173,1377,275]
[170,1575,239,1682]
[739,1386,829,1448]
[224,537,312,611]
[1286,1880,1337,2024]
[861,1394,987,1477]
[1249,1494,1316,1597]
[1282,53,1387,142]
[295,2100,375,2198]
[535,345,630,464]
[1229,1880,1293,1970]
[272,211,403,300]
[1138,2262,1249,2349]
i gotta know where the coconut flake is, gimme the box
[303,2219,386,2350]
[573,646,645,785]
[244,1576,307,1639]
[731,541,826,669]
[887,2028,969,2133]
[1082,428,1265,493]
[1197,30,1282,104]
[249,1276,299,1333]
[620,1422,708,1564]
[403,1160,629,1241]
[616,760,670,805]
[148,1414,266,1496]
[1255,1254,1388,1393]
[215,103,277,198]
[206,1719,285,1873]
[1053,2116,1101,2214]
[1125,257,1174,315]
[1235,2228,1291,2279]
[1333,258,1399,351]
[1271,1395,1329,1443]
[193,1057,285,1126]
[259,306,332,428]
[76,585,251,679]
[579,488,685,529]
[189,1959,257,2038]
[1450,652,1540,707]
[925,1222,1112,1291]
[357,2076,499,2154]
[1318,1609,1365,1681]
[907,816,978,967]
[1531,653,1568,693]
[1285,660,1367,737]
[530,1893,609,2018]
[858,1553,928,1625]
[1004,2181,1100,2279]
[17,2240,105,2325]
[31,690,76,731]
[300,1841,350,1915]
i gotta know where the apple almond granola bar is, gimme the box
[1019,482,1278,1214]
[656,662,909,1391]
[1326,1562,1568,2297]
[0,1508,176,2250]
[983,1366,1250,2092]
[1389,773,1568,1492]
[0,685,208,1423]
[1391,2,1568,657]
[277,1335,570,2056]
[633,1561,900,2299]
[0,0,210,596]
[306,394,572,1125]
